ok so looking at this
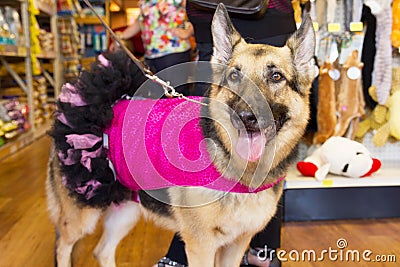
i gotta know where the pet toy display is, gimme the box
[334,50,365,139]
[313,61,337,145]
[313,49,365,143]
[297,136,381,180]
[356,67,400,146]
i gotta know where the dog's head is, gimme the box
[202,4,316,187]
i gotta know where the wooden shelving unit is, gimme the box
[0,44,28,57]
[0,0,58,159]
[74,15,108,25]
[0,0,33,140]
[35,0,61,96]
[75,0,110,66]
[37,50,57,59]
[0,131,34,161]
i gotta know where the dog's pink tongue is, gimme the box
[236,130,266,162]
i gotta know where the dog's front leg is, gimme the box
[215,234,252,267]
[93,201,141,267]
[182,233,218,267]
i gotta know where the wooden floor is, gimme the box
[0,136,399,267]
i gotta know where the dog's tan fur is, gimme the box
[47,5,315,267]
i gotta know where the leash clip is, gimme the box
[145,74,178,98]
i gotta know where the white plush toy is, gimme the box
[297,136,381,180]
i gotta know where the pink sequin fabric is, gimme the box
[104,97,284,195]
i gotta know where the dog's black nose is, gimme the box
[232,111,259,131]
[239,111,257,127]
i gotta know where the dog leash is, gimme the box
[82,0,206,106]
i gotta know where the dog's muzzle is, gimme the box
[230,110,275,162]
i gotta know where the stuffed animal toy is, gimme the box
[313,61,337,145]
[356,67,400,146]
[334,50,365,139]
[297,136,381,181]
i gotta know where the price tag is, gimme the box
[0,44,5,53]
[328,23,341,33]
[322,179,333,187]
[313,22,319,32]
[350,22,363,32]
[347,66,361,80]
[328,69,341,81]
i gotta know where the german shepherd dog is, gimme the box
[46,4,315,267]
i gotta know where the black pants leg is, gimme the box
[165,234,188,265]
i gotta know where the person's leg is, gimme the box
[154,234,188,267]
[165,234,188,264]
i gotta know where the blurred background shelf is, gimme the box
[0,0,59,159]
[0,45,28,57]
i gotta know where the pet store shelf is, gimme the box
[285,163,400,189]
[0,0,60,160]
[0,122,50,161]
[74,15,107,25]
[284,166,400,222]
[0,45,28,57]
[0,131,34,161]
[37,50,57,59]
[0,0,34,131]
[34,0,56,16]
[284,164,400,222]
[2,0,24,5]
[284,135,400,222]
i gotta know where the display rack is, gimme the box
[56,0,110,79]
[0,0,59,160]
[35,0,62,97]
[284,135,400,221]
[75,0,110,69]
[0,0,33,160]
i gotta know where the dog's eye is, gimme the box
[228,69,241,82]
[271,72,284,82]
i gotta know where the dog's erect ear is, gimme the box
[286,15,316,86]
[286,15,315,66]
[211,4,241,64]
